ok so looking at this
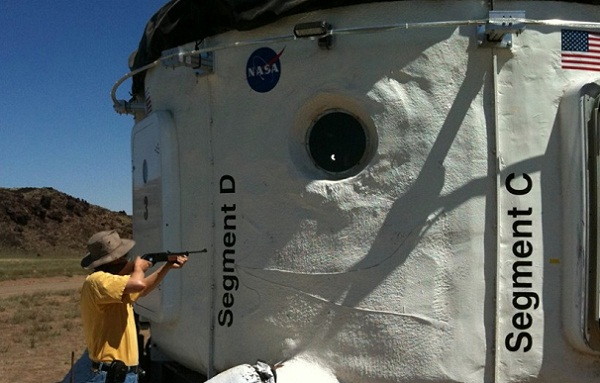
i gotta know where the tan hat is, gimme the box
[81,230,135,269]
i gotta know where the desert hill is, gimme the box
[0,187,132,257]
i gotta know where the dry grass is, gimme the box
[0,288,85,383]
[0,257,86,282]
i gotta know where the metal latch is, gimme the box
[478,10,526,48]
[161,46,214,76]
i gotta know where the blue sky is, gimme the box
[0,1,165,213]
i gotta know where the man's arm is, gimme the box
[124,256,188,297]
[138,256,186,297]
[123,257,150,294]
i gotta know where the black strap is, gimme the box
[92,361,139,374]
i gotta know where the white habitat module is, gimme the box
[112,0,600,382]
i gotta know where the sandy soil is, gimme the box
[0,276,87,383]
[0,276,161,383]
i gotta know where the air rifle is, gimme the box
[141,249,207,265]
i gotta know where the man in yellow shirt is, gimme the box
[62,230,188,383]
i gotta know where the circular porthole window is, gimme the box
[307,110,369,177]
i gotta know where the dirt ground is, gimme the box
[0,276,87,383]
[0,275,85,298]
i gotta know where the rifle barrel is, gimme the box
[185,249,207,254]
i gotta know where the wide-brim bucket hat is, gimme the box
[81,230,135,269]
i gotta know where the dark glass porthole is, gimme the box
[307,111,368,175]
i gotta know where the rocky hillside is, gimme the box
[0,187,132,257]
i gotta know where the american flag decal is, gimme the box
[561,29,600,72]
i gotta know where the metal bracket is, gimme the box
[113,99,145,115]
[294,21,334,49]
[161,47,214,76]
[478,10,526,48]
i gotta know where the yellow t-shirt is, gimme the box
[80,272,141,366]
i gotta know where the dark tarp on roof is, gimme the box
[130,0,599,97]
[130,0,400,96]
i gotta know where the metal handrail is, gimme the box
[111,17,600,114]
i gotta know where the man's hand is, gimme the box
[135,256,153,272]
[166,254,188,269]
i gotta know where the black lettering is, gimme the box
[218,175,238,328]
[512,312,533,330]
[512,220,533,238]
[224,232,236,247]
[223,249,235,273]
[512,261,533,289]
[506,173,532,195]
[513,291,540,310]
[505,332,533,352]
[218,310,233,327]
[504,173,537,353]
[223,214,237,231]
[220,175,235,193]
[221,203,236,213]
[507,206,532,219]
[223,274,239,291]
[223,292,234,308]
[513,240,533,258]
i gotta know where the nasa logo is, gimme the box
[246,47,284,93]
